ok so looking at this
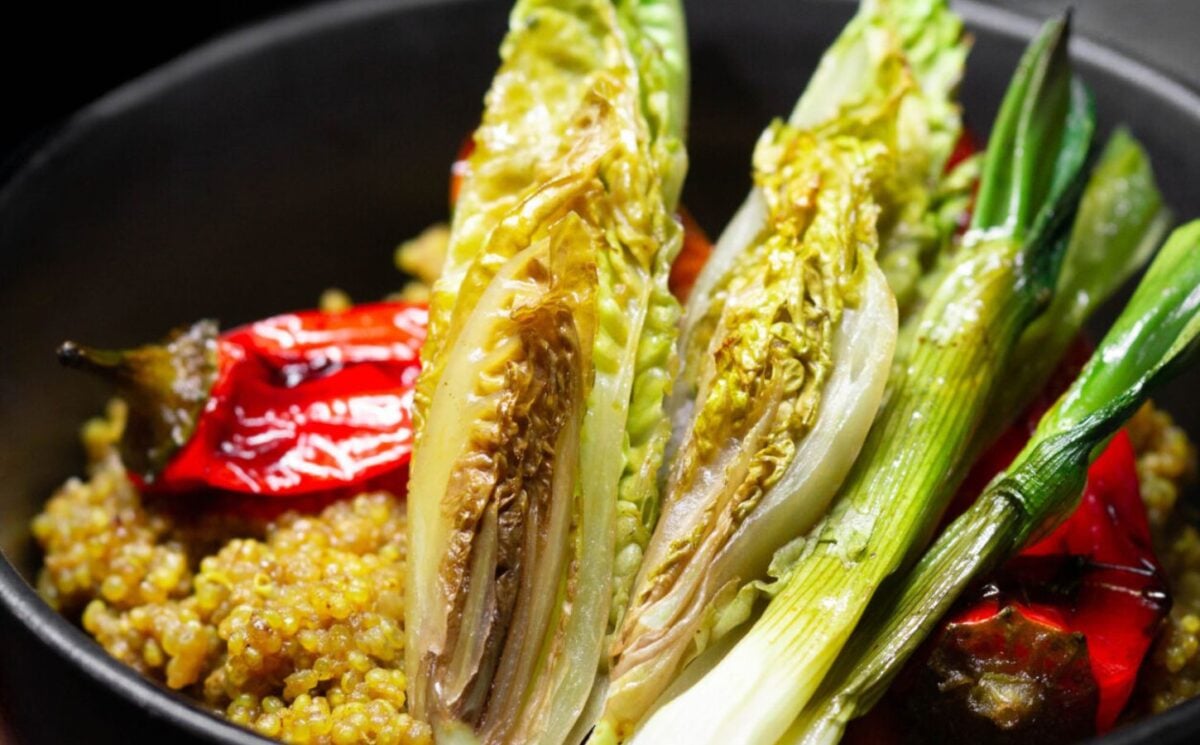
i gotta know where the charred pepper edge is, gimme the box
[56,304,427,496]
[57,319,219,479]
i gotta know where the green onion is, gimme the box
[784,219,1200,745]
[981,127,1170,446]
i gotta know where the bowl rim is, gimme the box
[2,0,1199,742]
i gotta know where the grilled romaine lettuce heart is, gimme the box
[598,1,968,738]
[405,1,687,743]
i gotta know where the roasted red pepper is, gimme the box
[910,603,1100,745]
[938,429,1167,735]
[941,337,1167,733]
[849,343,1168,743]
[59,302,427,497]
[668,207,714,303]
[947,127,980,173]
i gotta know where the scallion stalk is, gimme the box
[979,127,1170,447]
[784,219,1200,745]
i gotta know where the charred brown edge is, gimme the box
[57,319,220,478]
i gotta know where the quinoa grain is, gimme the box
[33,403,431,744]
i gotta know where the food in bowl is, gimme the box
[28,0,1200,743]
[34,415,427,743]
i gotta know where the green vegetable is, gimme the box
[603,125,898,743]
[790,0,969,314]
[784,219,1200,745]
[597,3,970,739]
[609,0,691,646]
[626,17,1092,745]
[984,128,1170,438]
[405,1,687,743]
[885,128,1167,535]
[683,0,967,329]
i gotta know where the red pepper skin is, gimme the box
[147,303,427,497]
[925,431,1166,736]
[914,604,1100,745]
[996,430,1167,731]
[947,127,980,173]
[942,338,1165,733]
[225,301,425,370]
[943,430,1165,734]
[848,340,1166,742]
[668,207,714,303]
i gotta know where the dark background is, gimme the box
[2,0,1198,168]
[0,2,305,167]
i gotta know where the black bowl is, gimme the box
[1,0,1199,742]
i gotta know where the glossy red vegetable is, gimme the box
[160,302,425,495]
[947,127,980,173]
[668,207,714,302]
[848,342,1168,742]
[942,429,1167,734]
[60,302,427,497]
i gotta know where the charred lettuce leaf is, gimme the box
[602,127,898,740]
[406,1,687,743]
[597,2,967,738]
[790,0,968,315]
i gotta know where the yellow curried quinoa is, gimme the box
[32,401,431,745]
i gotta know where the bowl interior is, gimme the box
[1,0,1199,741]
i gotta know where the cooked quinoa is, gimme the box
[32,401,431,745]
[30,398,1200,740]
[1128,403,1200,715]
